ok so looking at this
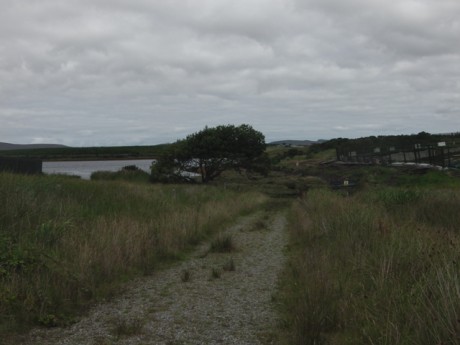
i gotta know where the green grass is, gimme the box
[279,187,460,344]
[0,172,267,335]
[396,169,460,188]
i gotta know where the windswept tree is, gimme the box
[151,124,268,183]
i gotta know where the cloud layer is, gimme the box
[1,0,459,145]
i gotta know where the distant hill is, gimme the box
[269,139,327,146]
[0,142,68,151]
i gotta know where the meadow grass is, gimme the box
[0,172,267,334]
[279,187,460,344]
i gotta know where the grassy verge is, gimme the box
[0,172,267,335]
[279,187,460,344]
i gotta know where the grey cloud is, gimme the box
[306,0,460,58]
[1,0,459,145]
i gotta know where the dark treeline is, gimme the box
[0,144,170,160]
[310,131,460,155]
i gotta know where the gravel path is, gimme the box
[18,211,287,345]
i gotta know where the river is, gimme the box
[42,159,155,180]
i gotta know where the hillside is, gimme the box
[0,142,68,151]
[269,139,326,146]
[0,143,169,160]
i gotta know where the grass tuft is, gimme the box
[211,268,221,279]
[210,234,235,253]
[110,316,145,338]
[180,269,191,282]
[223,258,236,272]
[248,219,269,232]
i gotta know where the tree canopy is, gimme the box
[151,124,268,183]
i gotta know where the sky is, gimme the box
[1,0,460,147]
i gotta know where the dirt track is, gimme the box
[18,211,287,345]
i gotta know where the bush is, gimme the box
[91,169,150,183]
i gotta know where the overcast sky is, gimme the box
[1,0,459,146]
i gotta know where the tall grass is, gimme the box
[280,188,460,344]
[0,173,267,334]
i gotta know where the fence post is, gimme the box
[447,147,451,167]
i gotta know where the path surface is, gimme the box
[19,211,287,345]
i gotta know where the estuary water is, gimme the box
[43,159,155,180]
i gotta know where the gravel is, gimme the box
[18,211,287,345]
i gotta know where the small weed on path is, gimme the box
[249,219,269,231]
[210,268,221,279]
[110,316,144,339]
[223,258,236,271]
[180,269,191,282]
[210,234,234,253]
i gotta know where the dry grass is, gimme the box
[279,188,460,345]
[0,172,267,335]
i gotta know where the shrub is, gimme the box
[91,169,150,183]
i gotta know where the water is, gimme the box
[43,159,155,180]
